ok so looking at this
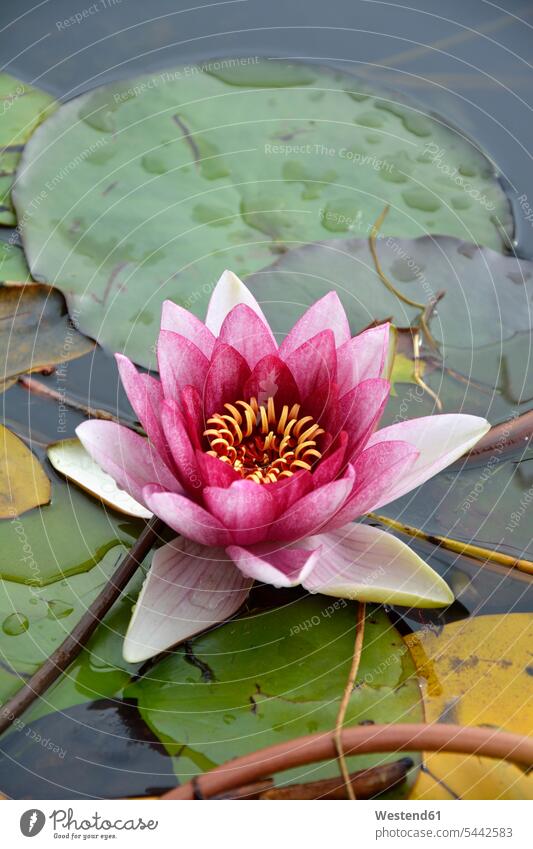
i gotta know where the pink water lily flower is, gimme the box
[77,271,489,662]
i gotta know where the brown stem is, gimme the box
[334,601,366,800]
[0,516,163,737]
[412,328,442,411]
[419,290,445,355]
[256,758,413,800]
[163,723,533,800]
[18,375,145,435]
[213,779,275,800]
[368,206,442,398]
[466,409,533,460]
[369,206,427,311]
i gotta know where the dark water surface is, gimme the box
[2,0,532,256]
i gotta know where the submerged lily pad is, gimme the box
[13,60,512,366]
[247,235,533,348]
[378,443,533,564]
[245,235,533,421]
[0,74,57,225]
[0,425,51,518]
[0,698,176,799]
[127,600,423,787]
[0,273,94,392]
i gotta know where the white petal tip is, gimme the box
[216,269,246,297]
[305,524,455,609]
[122,641,155,664]
[206,269,268,335]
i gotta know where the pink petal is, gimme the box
[314,381,340,433]
[161,299,216,356]
[266,469,314,515]
[243,355,300,409]
[284,329,337,408]
[227,542,321,588]
[303,522,454,607]
[181,385,204,449]
[160,400,202,494]
[123,537,252,662]
[336,323,390,395]
[312,432,348,488]
[279,292,350,358]
[143,484,232,546]
[203,340,251,417]
[268,466,355,542]
[196,451,241,488]
[203,480,276,545]
[367,414,491,508]
[218,304,277,368]
[157,330,210,402]
[205,269,275,338]
[322,440,419,530]
[115,353,173,469]
[334,378,390,460]
[76,420,181,506]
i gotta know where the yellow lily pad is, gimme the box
[407,614,533,799]
[0,425,51,518]
[47,438,151,519]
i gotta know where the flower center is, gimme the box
[203,397,324,484]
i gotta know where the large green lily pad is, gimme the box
[0,470,143,586]
[13,59,512,367]
[127,599,423,787]
[0,74,57,226]
[0,545,145,710]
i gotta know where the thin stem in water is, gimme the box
[412,328,442,411]
[334,601,366,800]
[369,206,427,311]
[18,375,145,435]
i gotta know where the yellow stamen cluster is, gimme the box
[204,397,324,484]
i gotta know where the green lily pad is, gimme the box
[0,545,145,711]
[13,60,512,367]
[0,241,31,280]
[0,470,144,586]
[127,599,423,788]
[0,74,57,225]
